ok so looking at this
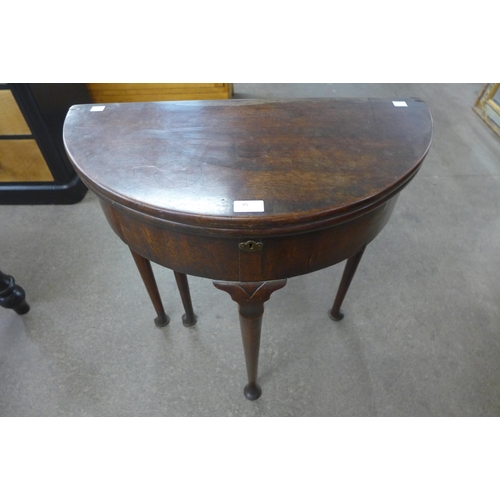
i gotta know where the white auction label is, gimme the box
[234,200,265,212]
[90,105,106,112]
[392,101,408,107]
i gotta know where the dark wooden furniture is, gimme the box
[0,270,30,315]
[63,98,433,400]
[0,84,91,204]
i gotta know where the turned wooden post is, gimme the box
[329,246,366,321]
[174,271,197,326]
[130,249,170,327]
[0,270,30,315]
[213,280,287,400]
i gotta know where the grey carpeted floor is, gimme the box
[1,83,499,416]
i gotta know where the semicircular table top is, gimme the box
[63,98,432,234]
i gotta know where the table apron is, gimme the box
[99,195,399,282]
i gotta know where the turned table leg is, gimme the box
[174,271,197,327]
[0,270,30,315]
[329,245,366,321]
[129,248,170,327]
[213,279,287,400]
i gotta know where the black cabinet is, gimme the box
[0,83,91,204]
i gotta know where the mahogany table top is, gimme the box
[63,98,432,236]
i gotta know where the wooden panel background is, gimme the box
[0,90,31,135]
[87,83,233,103]
[0,140,54,182]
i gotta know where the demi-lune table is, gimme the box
[63,98,433,400]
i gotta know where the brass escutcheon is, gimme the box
[239,240,263,252]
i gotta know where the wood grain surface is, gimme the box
[64,98,432,234]
[0,90,31,135]
[87,83,232,103]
